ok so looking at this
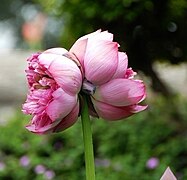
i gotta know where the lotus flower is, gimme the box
[22,48,82,134]
[70,30,147,120]
[23,30,147,134]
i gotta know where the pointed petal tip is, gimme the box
[160,167,177,180]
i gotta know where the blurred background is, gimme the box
[0,0,187,179]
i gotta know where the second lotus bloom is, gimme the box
[70,30,147,120]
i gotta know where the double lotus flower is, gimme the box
[22,30,147,134]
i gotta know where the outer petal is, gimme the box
[69,39,87,67]
[69,30,101,66]
[84,39,118,85]
[38,48,68,68]
[91,30,113,42]
[93,78,146,106]
[76,29,101,41]
[160,167,177,180]
[46,88,77,121]
[92,98,147,121]
[48,56,82,94]
[78,30,113,41]
[27,102,79,134]
[53,102,79,132]
[43,48,68,55]
[38,53,59,68]
[26,115,62,134]
[112,52,128,79]
[70,30,114,70]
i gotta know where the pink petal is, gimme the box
[43,48,68,55]
[78,30,113,42]
[38,48,68,68]
[129,104,148,113]
[48,56,82,94]
[26,116,61,134]
[160,167,177,180]
[26,101,79,134]
[84,39,118,85]
[53,102,79,132]
[93,78,146,106]
[93,30,113,41]
[69,39,87,67]
[46,88,77,121]
[69,30,102,66]
[38,53,59,68]
[77,29,101,41]
[31,113,52,130]
[112,52,128,79]
[125,68,137,79]
[92,99,147,120]
[70,30,114,71]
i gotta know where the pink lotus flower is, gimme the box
[22,48,82,134]
[70,30,147,120]
[23,30,147,134]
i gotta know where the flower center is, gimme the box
[82,79,96,95]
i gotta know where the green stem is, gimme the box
[81,96,96,180]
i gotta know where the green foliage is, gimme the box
[0,95,187,179]
[169,0,187,18]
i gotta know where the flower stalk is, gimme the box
[81,96,96,180]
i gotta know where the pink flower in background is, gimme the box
[19,155,30,167]
[22,48,82,134]
[0,162,6,171]
[70,30,147,120]
[146,157,159,169]
[34,164,46,174]
[44,170,56,180]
